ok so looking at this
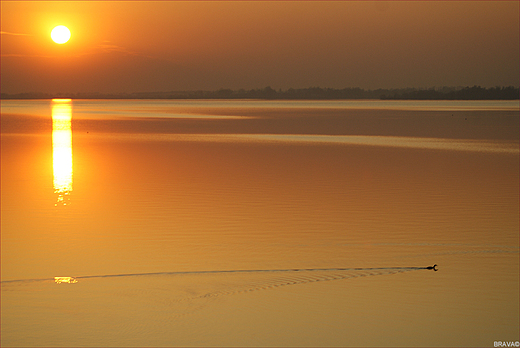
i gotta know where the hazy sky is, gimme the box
[1,1,519,94]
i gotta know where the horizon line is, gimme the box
[2,85,519,100]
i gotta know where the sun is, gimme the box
[51,25,71,44]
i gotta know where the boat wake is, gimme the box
[1,265,436,284]
[1,266,438,319]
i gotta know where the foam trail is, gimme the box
[1,266,435,284]
[182,268,423,308]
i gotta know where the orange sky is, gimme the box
[1,1,519,94]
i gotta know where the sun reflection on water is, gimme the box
[54,276,77,284]
[52,99,73,206]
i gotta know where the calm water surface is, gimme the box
[1,99,519,347]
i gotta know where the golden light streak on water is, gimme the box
[52,99,73,206]
[54,276,77,284]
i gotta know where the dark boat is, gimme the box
[426,264,438,271]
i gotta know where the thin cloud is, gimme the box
[96,42,158,60]
[0,31,32,36]
[0,40,168,63]
[0,53,49,58]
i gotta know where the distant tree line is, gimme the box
[1,85,518,100]
[380,85,519,100]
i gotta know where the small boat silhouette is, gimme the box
[426,264,438,271]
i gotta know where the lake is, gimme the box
[1,99,519,347]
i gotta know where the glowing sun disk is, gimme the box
[51,26,71,44]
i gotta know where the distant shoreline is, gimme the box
[1,86,518,100]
